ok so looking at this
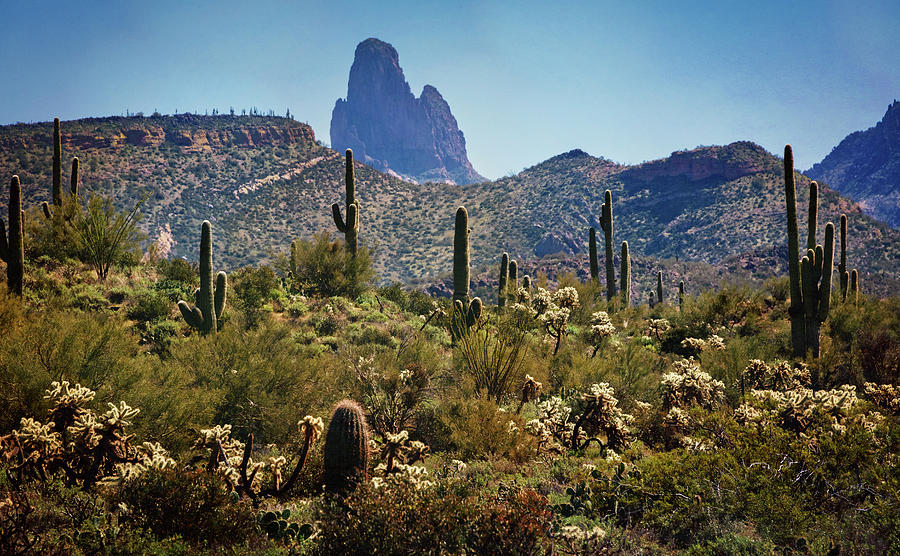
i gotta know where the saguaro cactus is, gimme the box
[522,275,531,291]
[656,271,663,305]
[784,146,806,358]
[508,260,518,302]
[839,214,848,300]
[177,221,227,335]
[850,269,859,305]
[678,280,685,309]
[588,227,599,284]
[332,149,359,256]
[70,157,79,198]
[600,190,616,300]
[498,252,509,307]
[451,207,481,338]
[801,221,834,358]
[52,118,62,207]
[323,399,370,496]
[1,176,25,295]
[620,241,630,307]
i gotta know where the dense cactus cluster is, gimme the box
[177,221,228,335]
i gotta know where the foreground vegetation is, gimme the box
[1,128,899,554]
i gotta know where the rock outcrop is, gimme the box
[330,38,485,185]
[807,100,900,228]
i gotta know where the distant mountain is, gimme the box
[330,38,485,185]
[1,116,897,296]
[807,101,900,228]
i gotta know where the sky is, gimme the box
[1,0,898,179]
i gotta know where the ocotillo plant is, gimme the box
[678,280,685,309]
[656,271,663,305]
[839,214,848,300]
[620,241,630,307]
[1,176,25,296]
[332,149,359,256]
[588,227,599,284]
[498,252,509,307]
[177,221,227,335]
[323,399,370,496]
[600,190,616,301]
[801,221,834,358]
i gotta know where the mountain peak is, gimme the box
[330,38,485,185]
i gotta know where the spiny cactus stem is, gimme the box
[784,145,805,358]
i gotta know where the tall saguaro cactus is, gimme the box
[588,227,599,284]
[784,145,835,358]
[52,118,62,207]
[332,149,359,256]
[678,280,685,309]
[839,214,848,300]
[323,399,370,496]
[1,176,25,296]
[498,252,509,307]
[784,145,806,358]
[177,221,227,335]
[656,271,663,305]
[451,207,481,338]
[620,241,631,307]
[70,157,79,198]
[600,190,616,300]
[508,259,518,301]
[849,269,859,305]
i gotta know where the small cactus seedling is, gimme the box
[177,221,227,335]
[332,149,359,256]
[323,399,370,496]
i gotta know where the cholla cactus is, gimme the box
[863,383,900,415]
[746,385,862,436]
[516,374,543,413]
[553,287,580,311]
[379,430,430,475]
[681,335,725,357]
[589,311,615,358]
[646,318,670,341]
[4,382,173,487]
[742,360,811,392]
[556,524,608,555]
[530,287,554,316]
[540,305,571,355]
[660,358,725,411]
[525,383,633,453]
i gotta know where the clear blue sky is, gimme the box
[2,0,898,178]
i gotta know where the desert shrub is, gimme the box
[455,310,532,403]
[115,468,263,548]
[313,480,551,554]
[429,397,534,460]
[70,194,147,281]
[230,265,281,328]
[126,289,171,322]
[164,320,326,444]
[283,232,374,298]
[156,257,197,283]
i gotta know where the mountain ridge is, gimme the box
[1,114,897,296]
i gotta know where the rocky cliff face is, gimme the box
[330,38,485,185]
[807,101,900,228]
[0,114,315,153]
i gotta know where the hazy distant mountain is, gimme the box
[808,101,900,228]
[1,115,897,295]
[330,38,485,185]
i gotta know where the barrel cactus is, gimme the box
[323,399,370,496]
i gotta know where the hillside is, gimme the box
[1,116,898,296]
[808,100,900,228]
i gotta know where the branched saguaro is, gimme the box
[783,145,834,358]
[332,149,359,256]
[600,190,616,300]
[177,221,227,335]
[451,207,481,339]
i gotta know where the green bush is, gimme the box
[284,232,374,299]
